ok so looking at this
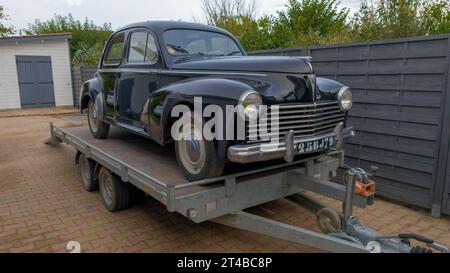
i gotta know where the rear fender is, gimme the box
[79,78,102,111]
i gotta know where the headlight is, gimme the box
[239,91,262,120]
[338,87,353,111]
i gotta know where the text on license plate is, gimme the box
[295,136,335,154]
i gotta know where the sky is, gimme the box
[2,0,363,32]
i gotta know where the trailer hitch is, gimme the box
[338,168,449,253]
[374,233,450,253]
[290,166,449,252]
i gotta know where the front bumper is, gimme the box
[227,122,355,164]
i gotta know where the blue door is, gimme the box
[16,55,55,108]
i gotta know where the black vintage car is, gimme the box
[80,21,354,181]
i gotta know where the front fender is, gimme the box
[316,77,346,101]
[79,78,102,111]
[149,77,253,146]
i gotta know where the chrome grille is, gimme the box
[246,101,345,142]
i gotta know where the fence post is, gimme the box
[430,34,450,218]
[71,66,81,108]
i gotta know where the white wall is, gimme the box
[0,39,73,109]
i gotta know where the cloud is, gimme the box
[66,0,81,6]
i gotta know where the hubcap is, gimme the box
[88,102,98,132]
[186,134,201,162]
[178,124,206,175]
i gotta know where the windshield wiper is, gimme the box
[166,43,190,54]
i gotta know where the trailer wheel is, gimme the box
[98,167,130,212]
[316,207,342,234]
[79,154,98,191]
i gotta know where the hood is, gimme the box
[171,56,313,74]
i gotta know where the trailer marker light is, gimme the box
[187,208,197,219]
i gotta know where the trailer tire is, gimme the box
[98,167,130,212]
[79,154,98,191]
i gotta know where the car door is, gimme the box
[116,29,161,132]
[97,31,126,121]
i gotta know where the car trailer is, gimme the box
[45,123,449,253]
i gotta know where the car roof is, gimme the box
[116,20,232,36]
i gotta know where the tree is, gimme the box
[24,14,113,65]
[201,0,258,26]
[421,0,450,35]
[200,0,273,51]
[201,0,449,51]
[277,0,349,38]
[0,5,14,36]
[351,0,450,41]
[201,0,353,51]
[351,0,422,40]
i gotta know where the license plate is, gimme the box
[295,136,335,154]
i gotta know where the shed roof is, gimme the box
[0,33,72,44]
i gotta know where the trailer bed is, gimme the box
[65,126,188,184]
[45,123,450,253]
[48,124,347,223]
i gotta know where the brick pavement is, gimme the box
[0,108,449,253]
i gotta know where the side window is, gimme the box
[127,31,158,64]
[145,35,158,63]
[104,33,125,66]
[128,32,147,63]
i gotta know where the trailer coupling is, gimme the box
[215,167,449,253]
[307,167,449,253]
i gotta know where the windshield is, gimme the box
[163,29,243,57]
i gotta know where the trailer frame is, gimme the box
[45,123,449,253]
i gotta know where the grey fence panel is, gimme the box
[250,47,307,56]
[250,34,450,216]
[71,66,97,107]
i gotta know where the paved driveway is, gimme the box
[0,108,449,253]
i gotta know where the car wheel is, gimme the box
[79,154,98,191]
[87,99,109,139]
[174,112,225,181]
[98,167,131,212]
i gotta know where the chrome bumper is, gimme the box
[227,123,355,164]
